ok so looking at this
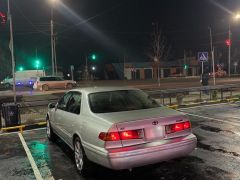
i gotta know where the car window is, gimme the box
[55,77,64,81]
[58,92,72,111]
[40,77,47,81]
[66,92,81,114]
[89,90,161,113]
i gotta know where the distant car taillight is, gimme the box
[99,129,144,141]
[165,121,191,134]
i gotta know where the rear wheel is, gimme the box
[74,137,92,176]
[46,119,56,142]
[42,84,49,91]
[66,83,73,89]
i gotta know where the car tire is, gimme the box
[74,137,92,177]
[42,84,49,91]
[66,83,73,89]
[46,119,56,142]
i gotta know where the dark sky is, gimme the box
[1,0,240,72]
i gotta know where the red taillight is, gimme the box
[99,129,143,141]
[183,121,191,129]
[165,121,191,134]
[99,132,120,141]
[120,130,143,140]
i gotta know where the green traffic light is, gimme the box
[183,64,188,70]
[19,67,24,71]
[91,54,96,60]
[35,60,41,69]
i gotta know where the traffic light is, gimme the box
[183,64,189,70]
[0,12,7,24]
[225,39,231,46]
[19,66,24,71]
[91,54,97,61]
[35,60,40,69]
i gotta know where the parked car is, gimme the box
[33,76,76,91]
[46,87,197,176]
[210,70,227,77]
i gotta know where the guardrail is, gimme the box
[145,84,240,105]
[1,84,240,132]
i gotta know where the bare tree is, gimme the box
[149,23,171,87]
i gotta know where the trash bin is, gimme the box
[2,103,20,127]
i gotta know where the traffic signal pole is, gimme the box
[8,0,16,103]
[209,27,216,86]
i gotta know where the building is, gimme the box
[105,57,200,80]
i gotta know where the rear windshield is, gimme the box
[89,90,161,113]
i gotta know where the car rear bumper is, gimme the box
[106,133,197,170]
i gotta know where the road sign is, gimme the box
[198,52,208,62]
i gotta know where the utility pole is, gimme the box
[8,0,16,103]
[35,48,38,60]
[53,35,57,75]
[85,56,88,80]
[123,49,126,80]
[51,4,55,76]
[209,27,216,86]
[228,24,231,77]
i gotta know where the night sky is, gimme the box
[1,0,240,74]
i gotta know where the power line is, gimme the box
[12,1,50,36]
[58,2,125,35]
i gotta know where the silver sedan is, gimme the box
[46,87,197,176]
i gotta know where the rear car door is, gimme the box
[55,77,66,89]
[53,92,73,140]
[62,92,82,145]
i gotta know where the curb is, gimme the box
[167,98,240,109]
[0,122,46,134]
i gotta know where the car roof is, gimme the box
[70,86,139,94]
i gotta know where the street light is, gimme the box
[234,13,240,20]
[91,66,96,71]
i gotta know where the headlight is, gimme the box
[0,81,3,84]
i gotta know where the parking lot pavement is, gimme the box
[0,132,35,180]
[1,103,240,180]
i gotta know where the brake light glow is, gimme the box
[165,121,191,134]
[99,129,143,141]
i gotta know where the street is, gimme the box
[1,77,240,99]
[0,102,240,180]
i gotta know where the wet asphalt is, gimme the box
[1,102,240,180]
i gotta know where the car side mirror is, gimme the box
[48,103,56,109]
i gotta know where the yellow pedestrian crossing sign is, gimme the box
[198,52,208,62]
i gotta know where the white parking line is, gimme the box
[185,113,240,127]
[18,133,44,180]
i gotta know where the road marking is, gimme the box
[184,112,240,127]
[0,128,46,136]
[18,133,44,180]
